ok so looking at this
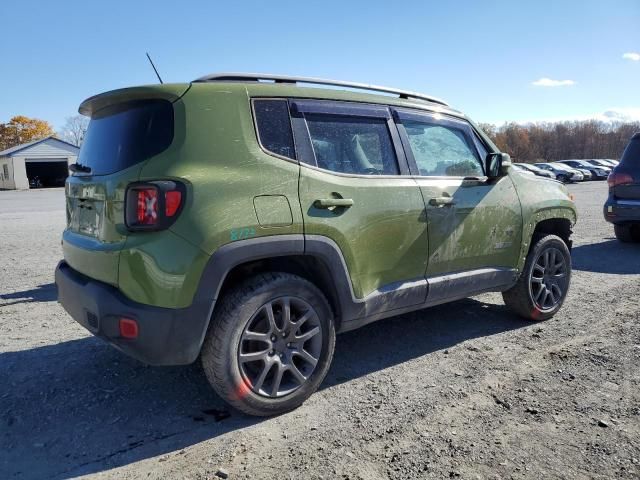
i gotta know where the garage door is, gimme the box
[25,158,69,188]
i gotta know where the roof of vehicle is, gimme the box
[536,163,564,169]
[518,163,544,169]
[0,135,79,157]
[192,72,465,119]
[195,72,448,103]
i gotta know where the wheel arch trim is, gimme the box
[517,207,576,272]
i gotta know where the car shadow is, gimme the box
[0,283,57,307]
[571,239,640,274]
[0,297,528,480]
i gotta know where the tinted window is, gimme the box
[78,100,173,176]
[403,120,483,177]
[621,133,640,168]
[305,114,399,175]
[253,100,296,159]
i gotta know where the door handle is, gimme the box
[314,198,354,209]
[428,197,456,207]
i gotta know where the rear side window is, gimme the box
[403,120,483,177]
[78,100,173,176]
[305,114,399,175]
[253,100,296,160]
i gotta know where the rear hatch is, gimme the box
[63,84,188,285]
[612,133,640,201]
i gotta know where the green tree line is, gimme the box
[478,120,640,163]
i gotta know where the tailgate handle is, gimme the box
[314,198,354,209]
[429,197,456,207]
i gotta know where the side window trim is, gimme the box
[291,100,390,118]
[392,107,487,178]
[470,126,492,162]
[251,98,298,164]
[289,100,411,177]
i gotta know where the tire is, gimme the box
[557,174,568,183]
[614,224,640,242]
[201,272,336,416]
[502,234,572,321]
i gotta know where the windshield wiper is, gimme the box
[69,163,92,173]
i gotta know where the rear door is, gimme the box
[393,108,522,277]
[293,100,428,301]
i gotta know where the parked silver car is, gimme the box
[535,162,583,182]
[588,159,618,169]
[514,163,555,179]
[512,164,536,176]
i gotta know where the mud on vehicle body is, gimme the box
[56,74,577,415]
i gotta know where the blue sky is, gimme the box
[0,0,638,130]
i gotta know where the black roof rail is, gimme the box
[193,72,449,107]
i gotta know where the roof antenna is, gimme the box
[146,52,163,84]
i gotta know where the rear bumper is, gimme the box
[55,261,214,366]
[604,198,640,224]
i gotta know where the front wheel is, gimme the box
[503,234,572,321]
[201,273,336,416]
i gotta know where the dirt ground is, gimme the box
[1,181,639,480]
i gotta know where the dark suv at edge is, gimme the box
[604,132,640,242]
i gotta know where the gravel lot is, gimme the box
[1,182,639,480]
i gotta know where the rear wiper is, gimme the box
[69,163,91,173]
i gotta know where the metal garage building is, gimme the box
[0,136,79,190]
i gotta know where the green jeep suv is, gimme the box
[55,74,577,416]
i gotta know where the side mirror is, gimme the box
[485,153,512,178]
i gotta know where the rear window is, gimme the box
[77,99,174,176]
[621,133,640,167]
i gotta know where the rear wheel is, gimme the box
[503,234,571,321]
[614,223,640,242]
[201,273,335,416]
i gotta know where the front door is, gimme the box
[393,109,522,277]
[292,100,428,301]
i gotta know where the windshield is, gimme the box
[551,163,572,171]
[77,99,174,176]
[574,161,592,167]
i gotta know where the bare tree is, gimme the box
[59,115,89,146]
[481,120,640,163]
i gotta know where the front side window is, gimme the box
[305,114,399,175]
[253,100,296,160]
[403,120,483,177]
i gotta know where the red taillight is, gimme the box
[136,188,159,225]
[119,317,139,339]
[165,190,182,217]
[126,181,185,231]
[607,172,634,188]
